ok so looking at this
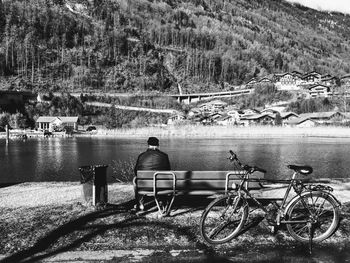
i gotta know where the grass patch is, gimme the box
[111,158,135,183]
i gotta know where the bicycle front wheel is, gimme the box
[286,191,340,243]
[200,195,248,244]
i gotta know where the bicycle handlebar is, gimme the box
[228,150,267,174]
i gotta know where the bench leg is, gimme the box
[133,178,145,211]
[154,195,175,217]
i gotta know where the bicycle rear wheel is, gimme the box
[200,195,248,244]
[286,191,340,242]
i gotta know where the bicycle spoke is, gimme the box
[286,192,340,243]
[208,221,227,239]
[200,195,248,244]
[293,224,309,236]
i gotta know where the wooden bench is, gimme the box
[134,170,266,216]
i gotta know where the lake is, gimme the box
[1,136,350,184]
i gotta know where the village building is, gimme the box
[278,72,295,86]
[291,70,303,77]
[258,77,273,84]
[321,75,337,86]
[199,115,213,125]
[198,100,227,112]
[36,116,79,131]
[284,117,316,127]
[302,71,322,84]
[246,78,258,87]
[307,84,331,98]
[187,108,201,117]
[298,112,345,124]
[340,75,350,86]
[241,108,260,116]
[261,106,287,114]
[167,113,185,125]
[216,115,236,126]
[275,72,301,90]
[240,113,275,126]
[227,109,240,121]
[280,112,299,122]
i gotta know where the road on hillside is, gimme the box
[85,101,181,115]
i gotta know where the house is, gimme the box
[307,84,331,98]
[308,71,322,76]
[261,106,287,114]
[279,73,296,86]
[240,113,275,126]
[188,108,200,117]
[321,75,337,86]
[258,77,272,84]
[302,72,322,84]
[340,75,350,86]
[36,116,79,131]
[291,71,303,77]
[298,112,345,124]
[280,112,299,122]
[198,100,227,112]
[246,78,258,87]
[273,73,284,82]
[208,112,223,121]
[275,72,301,90]
[227,109,240,121]
[167,113,185,125]
[216,115,236,126]
[199,115,213,125]
[284,117,316,127]
[241,109,260,116]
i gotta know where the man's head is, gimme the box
[147,137,159,147]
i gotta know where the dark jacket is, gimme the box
[134,148,171,175]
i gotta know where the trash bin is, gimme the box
[79,164,108,206]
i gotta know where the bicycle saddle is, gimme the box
[287,165,313,175]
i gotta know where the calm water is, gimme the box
[1,136,350,184]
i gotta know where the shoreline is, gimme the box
[82,125,350,139]
[2,126,350,140]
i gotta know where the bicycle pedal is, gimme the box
[269,226,276,234]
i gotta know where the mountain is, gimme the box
[0,0,350,94]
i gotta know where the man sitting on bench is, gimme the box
[133,137,171,211]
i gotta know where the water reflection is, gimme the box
[0,137,349,183]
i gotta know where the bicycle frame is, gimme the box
[234,169,340,226]
[200,151,341,254]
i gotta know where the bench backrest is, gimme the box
[135,170,264,194]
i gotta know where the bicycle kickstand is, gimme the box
[308,223,314,255]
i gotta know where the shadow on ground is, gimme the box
[0,183,20,188]
[0,198,217,263]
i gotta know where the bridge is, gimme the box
[54,88,253,104]
[168,88,253,104]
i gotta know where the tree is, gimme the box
[0,0,5,35]
[0,112,10,128]
[274,112,282,126]
[105,104,118,129]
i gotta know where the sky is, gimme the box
[286,0,350,14]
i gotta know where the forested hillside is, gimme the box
[1,0,350,94]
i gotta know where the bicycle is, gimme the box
[200,151,341,253]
